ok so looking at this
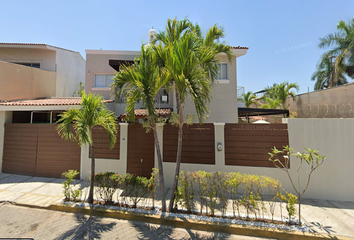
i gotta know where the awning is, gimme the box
[238,107,289,117]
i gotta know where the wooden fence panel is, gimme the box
[2,124,38,176]
[163,124,215,164]
[89,126,120,159]
[225,123,288,167]
[36,124,81,178]
[2,124,81,178]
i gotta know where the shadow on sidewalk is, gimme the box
[130,220,234,240]
[54,213,116,240]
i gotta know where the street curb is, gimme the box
[40,202,352,240]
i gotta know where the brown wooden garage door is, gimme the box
[2,124,81,178]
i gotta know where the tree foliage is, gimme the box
[312,19,354,89]
[57,93,117,203]
[154,17,233,212]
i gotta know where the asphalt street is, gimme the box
[0,203,271,240]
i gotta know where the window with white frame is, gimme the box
[94,74,115,88]
[216,63,228,80]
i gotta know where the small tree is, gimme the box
[57,93,117,204]
[269,146,325,224]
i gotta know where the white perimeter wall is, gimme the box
[74,119,354,202]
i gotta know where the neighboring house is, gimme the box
[0,43,85,100]
[0,43,86,176]
[85,30,248,123]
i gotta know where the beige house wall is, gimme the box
[290,83,354,118]
[55,49,85,97]
[184,55,239,123]
[0,61,56,100]
[85,50,174,117]
[86,50,244,121]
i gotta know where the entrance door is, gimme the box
[127,124,154,178]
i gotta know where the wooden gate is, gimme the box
[2,124,81,178]
[225,123,288,167]
[127,124,154,178]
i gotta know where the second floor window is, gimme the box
[94,74,115,88]
[217,63,228,80]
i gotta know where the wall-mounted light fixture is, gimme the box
[217,142,223,151]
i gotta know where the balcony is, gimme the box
[0,60,56,101]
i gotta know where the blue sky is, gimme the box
[1,0,353,94]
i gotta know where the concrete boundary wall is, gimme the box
[79,120,353,201]
[1,118,349,201]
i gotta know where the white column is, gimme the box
[119,123,129,174]
[155,123,164,169]
[80,143,90,180]
[213,123,225,169]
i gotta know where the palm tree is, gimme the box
[311,56,347,90]
[154,18,233,212]
[112,44,170,212]
[261,97,281,109]
[57,93,117,204]
[314,19,354,89]
[242,91,258,108]
[264,81,299,109]
[261,97,281,123]
[242,91,258,123]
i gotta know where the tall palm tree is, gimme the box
[57,93,117,204]
[314,19,354,89]
[112,45,170,212]
[242,91,258,108]
[264,81,299,109]
[311,56,347,90]
[154,18,233,212]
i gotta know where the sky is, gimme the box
[1,0,353,94]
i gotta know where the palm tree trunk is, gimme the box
[168,101,184,212]
[152,119,166,212]
[87,144,95,204]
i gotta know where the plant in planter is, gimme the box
[62,170,81,201]
[269,146,325,224]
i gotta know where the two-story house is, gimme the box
[85,29,248,123]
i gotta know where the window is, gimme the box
[14,62,40,69]
[217,63,227,80]
[94,74,115,88]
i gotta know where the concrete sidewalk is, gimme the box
[0,173,353,239]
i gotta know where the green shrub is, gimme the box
[177,171,194,213]
[280,191,298,222]
[62,170,80,201]
[121,173,154,208]
[94,172,120,203]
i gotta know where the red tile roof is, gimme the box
[0,98,113,106]
[120,108,172,119]
[232,46,249,49]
